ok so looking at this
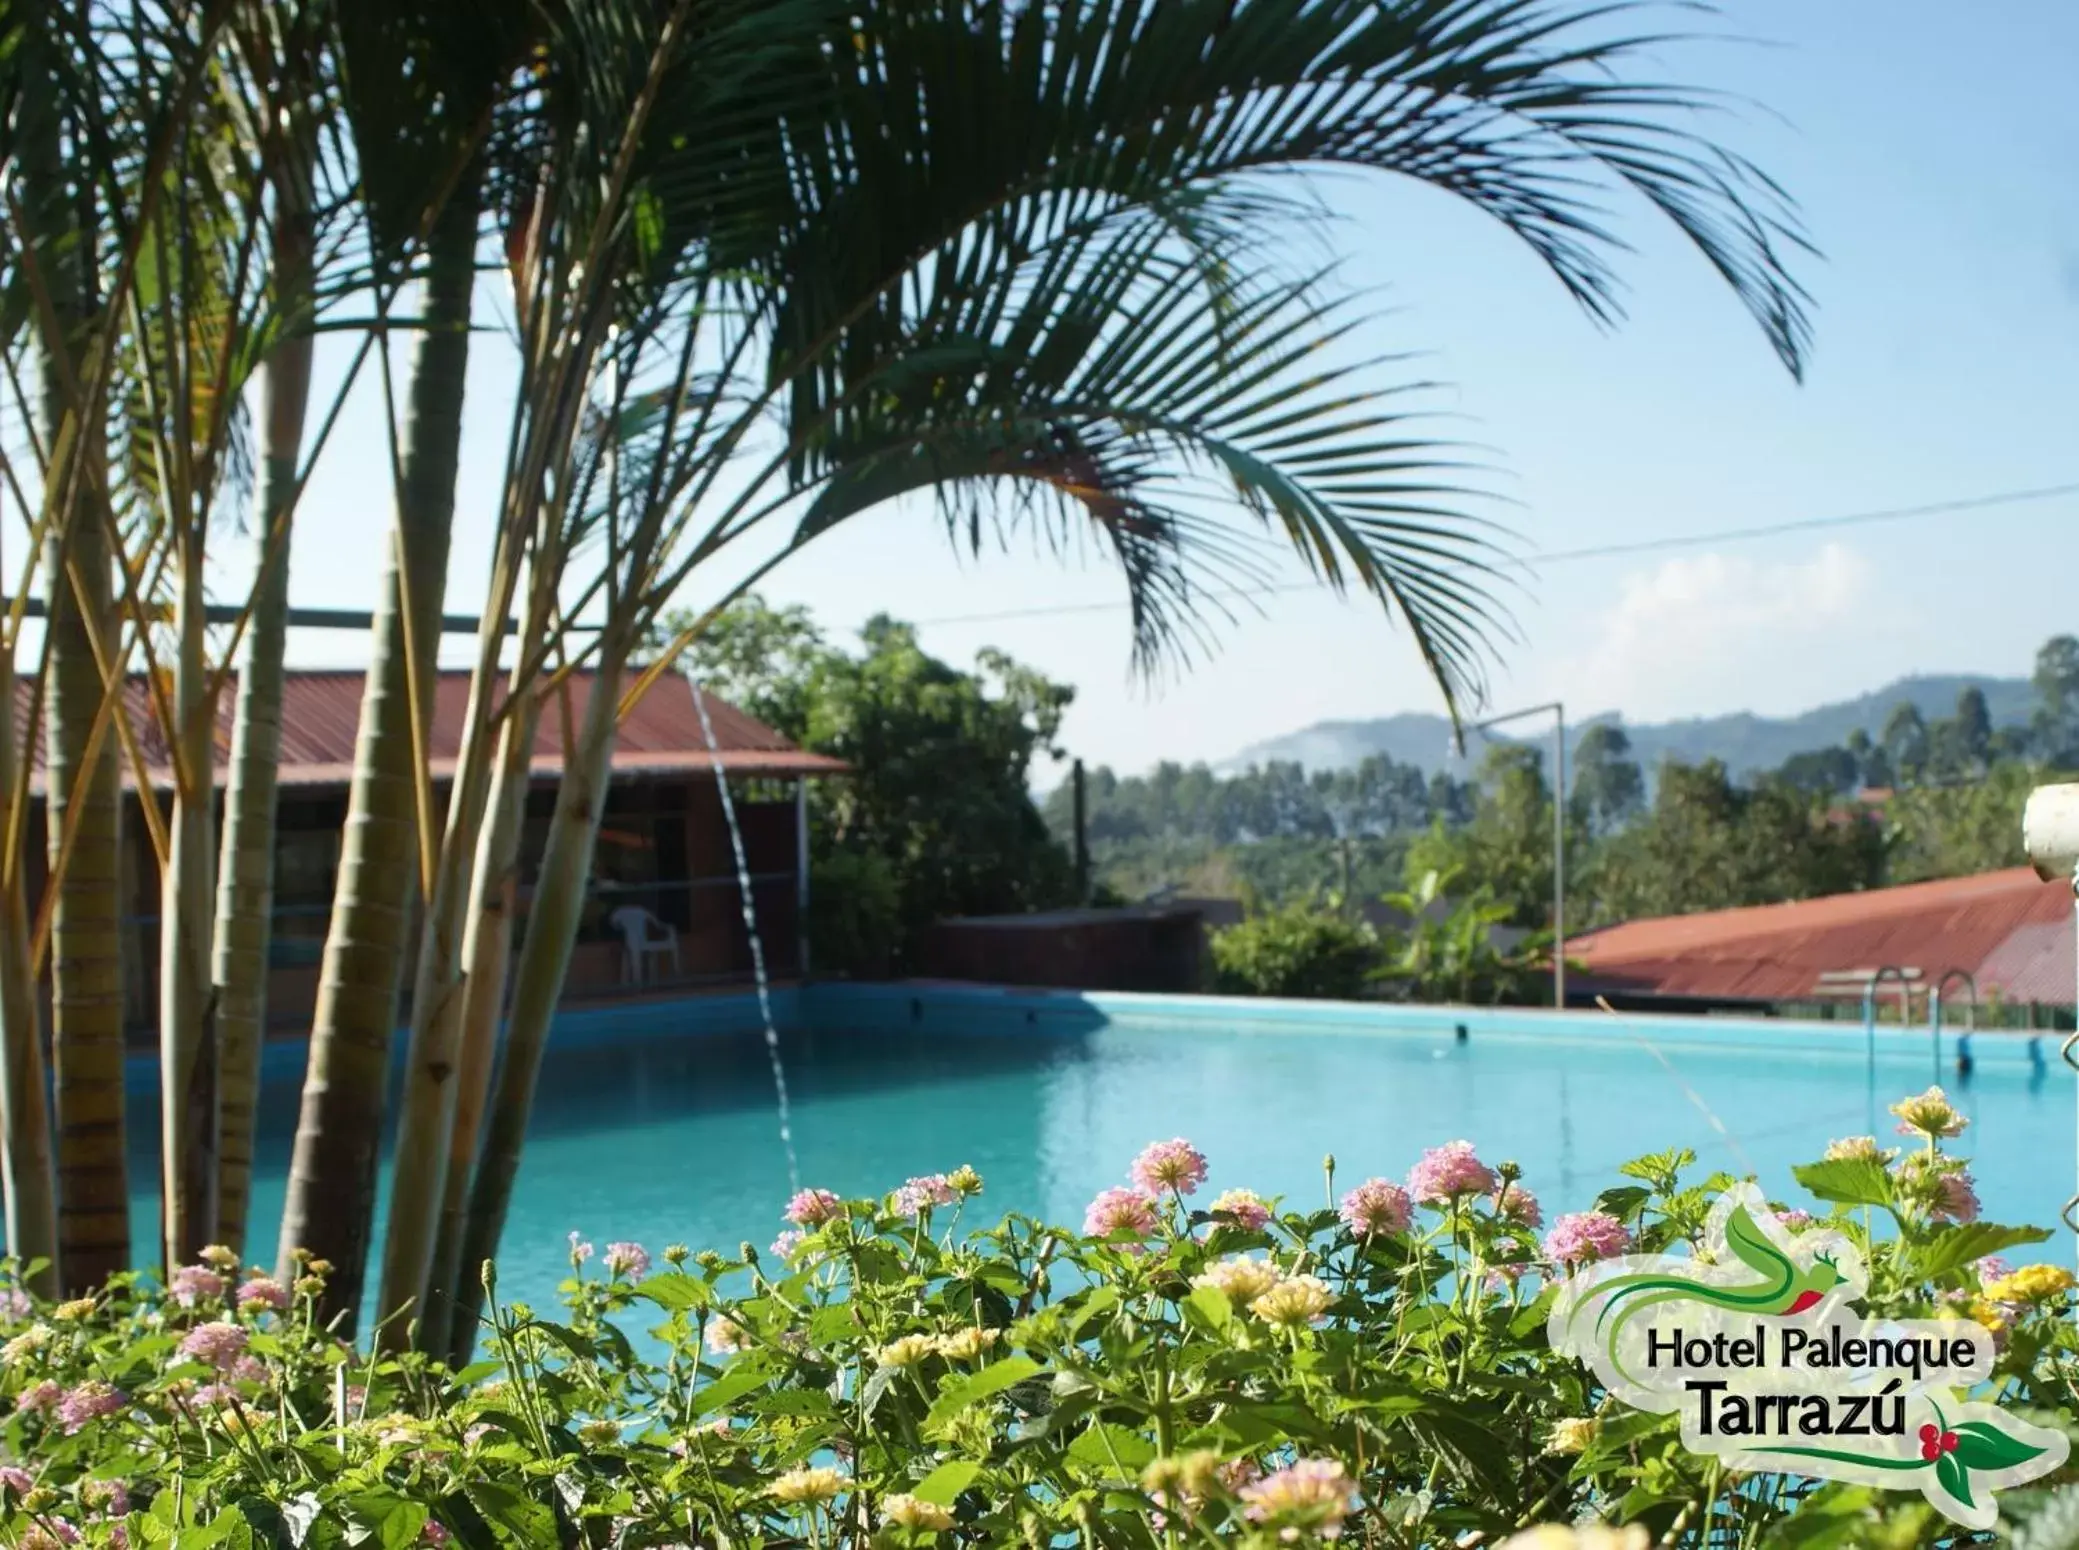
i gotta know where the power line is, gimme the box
[907,479,2079,629]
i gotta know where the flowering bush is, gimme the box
[1,1097,2075,1546]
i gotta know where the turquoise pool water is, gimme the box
[125,1002,2075,1322]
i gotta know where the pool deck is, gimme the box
[116,977,2064,1093]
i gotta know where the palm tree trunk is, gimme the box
[0,649,58,1295]
[449,633,629,1345]
[424,688,541,1361]
[18,2,122,1295]
[211,196,313,1255]
[276,179,479,1323]
[43,515,129,1296]
[376,583,547,1348]
[160,555,220,1267]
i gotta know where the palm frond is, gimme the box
[785,218,1509,713]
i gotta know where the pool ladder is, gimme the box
[2063,1025,2079,1238]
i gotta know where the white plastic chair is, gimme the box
[608,905,680,986]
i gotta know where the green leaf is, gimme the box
[464,1482,558,1548]
[344,1494,429,1550]
[1936,1450,1974,1509]
[924,1355,1043,1435]
[1912,1224,2053,1282]
[911,1460,982,1506]
[1592,1185,1653,1223]
[1183,1284,1235,1333]
[1792,1158,1895,1209]
[633,1274,712,1314]
[1066,1421,1159,1479]
[692,1354,781,1417]
[1949,1419,2048,1473]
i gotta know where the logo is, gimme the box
[1547,1183,2068,1531]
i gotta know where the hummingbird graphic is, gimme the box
[1580,1203,1847,1382]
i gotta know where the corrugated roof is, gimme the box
[14,668,845,794]
[1569,868,2075,1005]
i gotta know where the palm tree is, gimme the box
[273,0,526,1314]
[10,0,127,1293]
[414,0,1813,1352]
[212,6,324,1260]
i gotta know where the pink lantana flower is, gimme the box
[1407,1141,1497,1204]
[1338,1179,1413,1238]
[168,1264,226,1308]
[1933,1174,1981,1225]
[1490,1184,1542,1228]
[1083,1187,1160,1241]
[1238,1458,1358,1541]
[785,1188,843,1227]
[178,1321,250,1372]
[895,1175,959,1217]
[604,1242,650,1281]
[1544,1211,1632,1268]
[1131,1139,1209,1197]
[237,1277,291,1314]
[56,1380,125,1435]
[1208,1189,1271,1231]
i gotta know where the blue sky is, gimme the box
[109,0,2079,779]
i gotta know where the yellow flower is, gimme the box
[876,1334,937,1369]
[1193,1256,1281,1306]
[769,1465,847,1505]
[52,1299,97,1323]
[1889,1087,1967,1140]
[1823,1135,1895,1164]
[1544,1416,1600,1456]
[1248,1273,1336,1328]
[947,1164,984,1196]
[1985,1264,2076,1304]
[198,1244,241,1271]
[1500,1527,1649,1550]
[933,1326,1001,1362]
[881,1493,955,1531]
[2,1325,51,1362]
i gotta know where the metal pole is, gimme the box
[1553,706,1566,1011]
[1072,758,1090,905]
[795,778,810,978]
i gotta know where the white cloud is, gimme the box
[1538,542,1876,722]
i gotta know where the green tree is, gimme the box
[1589,760,1884,922]
[1775,745,1860,798]
[2032,635,2079,767]
[671,605,1079,971]
[1571,723,1645,834]
[1886,763,2040,884]
[1882,702,1931,787]
[1407,744,1558,928]
[1844,726,1892,791]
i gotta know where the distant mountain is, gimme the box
[1219,674,2038,781]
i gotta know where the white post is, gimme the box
[794,777,810,979]
[2017,781,2079,1281]
[1553,706,1566,1011]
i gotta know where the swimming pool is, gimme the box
[123,987,2076,1320]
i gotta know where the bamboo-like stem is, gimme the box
[451,625,633,1340]
[423,676,542,1362]
[213,144,315,1256]
[277,175,482,1322]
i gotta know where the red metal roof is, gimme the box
[14,668,845,794]
[1569,868,2075,1006]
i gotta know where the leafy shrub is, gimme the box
[808,848,904,978]
[1208,901,1378,999]
[0,1096,2072,1547]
